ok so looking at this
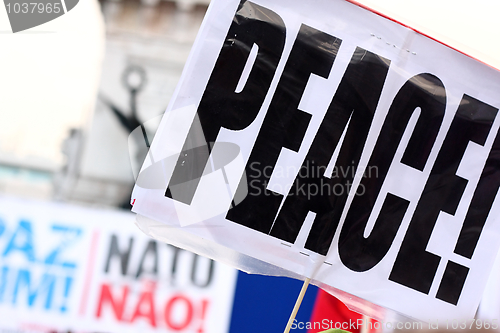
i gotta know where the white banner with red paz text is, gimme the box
[0,196,237,333]
[132,0,500,322]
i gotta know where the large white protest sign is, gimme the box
[0,196,237,333]
[131,0,500,322]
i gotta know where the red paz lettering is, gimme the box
[96,283,209,331]
[164,0,500,306]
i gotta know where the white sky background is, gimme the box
[0,0,105,170]
[0,0,499,171]
[354,0,500,69]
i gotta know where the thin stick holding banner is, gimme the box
[284,278,311,333]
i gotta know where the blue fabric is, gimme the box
[229,271,318,333]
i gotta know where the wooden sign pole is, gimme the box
[284,278,311,333]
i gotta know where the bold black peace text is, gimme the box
[166,1,500,306]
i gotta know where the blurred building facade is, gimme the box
[1,0,210,208]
